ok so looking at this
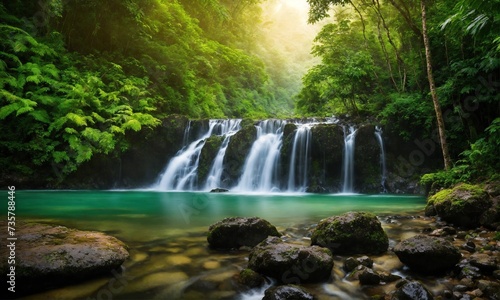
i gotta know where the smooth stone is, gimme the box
[123,272,188,294]
[166,255,192,266]
[202,260,221,270]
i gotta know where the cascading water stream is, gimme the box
[234,120,286,192]
[156,120,228,191]
[204,120,242,190]
[287,124,312,192]
[374,126,387,193]
[342,126,357,193]
[181,120,192,149]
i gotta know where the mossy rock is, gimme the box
[311,211,389,255]
[354,125,383,193]
[198,135,224,186]
[0,222,129,296]
[207,217,280,249]
[280,123,298,179]
[310,124,344,192]
[238,268,266,288]
[223,125,257,187]
[426,183,492,228]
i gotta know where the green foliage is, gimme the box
[0,0,303,183]
[421,118,500,188]
[0,11,160,179]
[303,0,499,183]
[379,93,434,141]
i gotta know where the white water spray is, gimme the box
[342,126,357,193]
[156,120,238,191]
[374,126,387,193]
[204,120,242,190]
[287,124,312,192]
[234,120,286,192]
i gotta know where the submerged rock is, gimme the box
[343,256,374,272]
[210,188,229,193]
[0,222,129,296]
[207,217,281,249]
[311,211,389,254]
[263,284,315,300]
[393,235,461,274]
[248,236,333,283]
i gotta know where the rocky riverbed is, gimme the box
[12,210,498,300]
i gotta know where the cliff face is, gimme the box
[46,118,441,193]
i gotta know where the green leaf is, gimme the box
[64,127,78,134]
[110,125,124,134]
[121,119,142,131]
[91,112,105,122]
[15,106,34,116]
[66,112,87,126]
[53,151,69,163]
[0,103,20,119]
[49,116,68,132]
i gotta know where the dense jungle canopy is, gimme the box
[0,0,499,185]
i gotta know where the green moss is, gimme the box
[428,188,453,205]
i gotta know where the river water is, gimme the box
[16,191,432,299]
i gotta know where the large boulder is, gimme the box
[425,184,492,228]
[0,222,129,296]
[263,285,315,300]
[248,236,333,284]
[311,211,389,254]
[207,217,280,249]
[393,235,461,274]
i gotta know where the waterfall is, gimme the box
[374,126,387,193]
[204,119,242,190]
[234,119,286,192]
[287,124,312,192]
[156,120,224,191]
[181,120,191,148]
[342,126,357,193]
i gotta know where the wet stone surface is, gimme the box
[17,212,500,300]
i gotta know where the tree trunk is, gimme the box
[421,0,452,170]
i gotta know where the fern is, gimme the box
[29,110,50,123]
[49,116,68,132]
[65,112,88,126]
[15,106,34,116]
[0,103,20,119]
[121,119,142,131]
